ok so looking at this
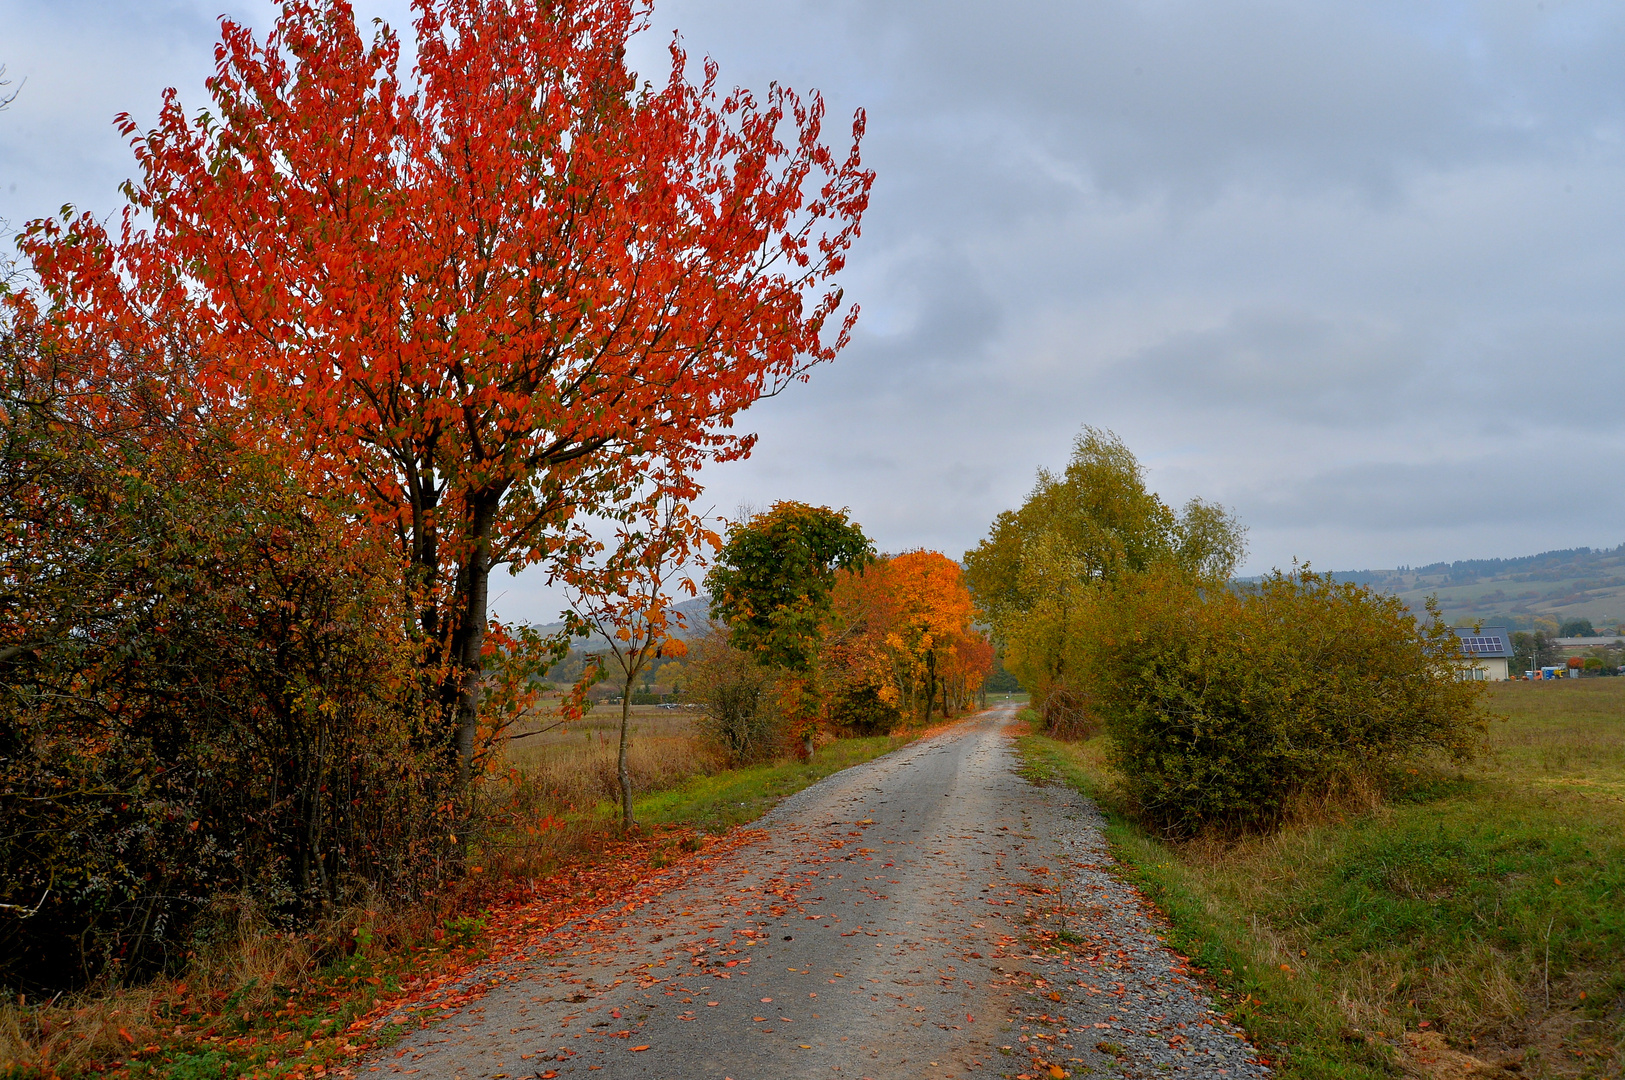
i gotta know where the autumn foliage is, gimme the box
[827,551,994,728]
[20,0,872,780]
[694,518,992,755]
[4,0,871,993]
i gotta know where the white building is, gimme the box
[1451,626,1513,681]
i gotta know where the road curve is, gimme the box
[360,706,1266,1080]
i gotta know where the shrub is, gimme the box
[830,682,902,735]
[1083,568,1486,837]
[1,333,453,992]
[682,629,781,763]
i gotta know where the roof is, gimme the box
[1451,626,1514,659]
[1553,636,1625,648]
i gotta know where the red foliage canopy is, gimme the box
[21,0,871,772]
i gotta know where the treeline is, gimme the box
[1,0,872,992]
[966,428,1485,836]
[1328,544,1625,590]
[686,503,992,763]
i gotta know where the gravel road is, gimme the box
[359,706,1268,1080]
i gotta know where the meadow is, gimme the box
[502,703,724,814]
[499,702,914,831]
[1021,678,1625,1080]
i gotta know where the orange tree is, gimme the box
[879,550,982,721]
[21,0,872,782]
[824,550,993,728]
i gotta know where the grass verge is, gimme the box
[1016,679,1625,1080]
[631,733,908,831]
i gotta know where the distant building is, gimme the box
[1451,626,1513,681]
[1552,635,1625,659]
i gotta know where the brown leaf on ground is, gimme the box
[1399,1031,1518,1080]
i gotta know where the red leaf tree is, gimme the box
[22,0,871,779]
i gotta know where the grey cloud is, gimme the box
[1236,450,1624,532]
[7,0,1625,624]
[1105,307,1420,424]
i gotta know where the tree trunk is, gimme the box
[451,494,499,785]
[618,667,637,829]
[924,652,937,723]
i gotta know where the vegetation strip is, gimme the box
[0,731,921,1080]
[1017,680,1625,1080]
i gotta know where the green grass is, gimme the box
[630,734,911,831]
[1017,680,1625,1080]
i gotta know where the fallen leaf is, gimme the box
[630,1045,650,1051]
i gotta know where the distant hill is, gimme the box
[1324,544,1625,630]
[530,594,716,650]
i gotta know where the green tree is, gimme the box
[705,502,872,750]
[963,427,1245,733]
[1511,630,1557,674]
[964,427,1244,629]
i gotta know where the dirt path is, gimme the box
[358,707,1267,1080]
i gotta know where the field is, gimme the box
[1021,678,1625,1080]
[500,701,914,831]
[502,703,724,815]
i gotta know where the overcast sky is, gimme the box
[4,0,1623,624]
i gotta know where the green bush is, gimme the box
[682,629,782,763]
[1084,568,1486,836]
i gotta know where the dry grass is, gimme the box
[499,704,724,815]
[0,896,375,1079]
[1479,679,1625,798]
